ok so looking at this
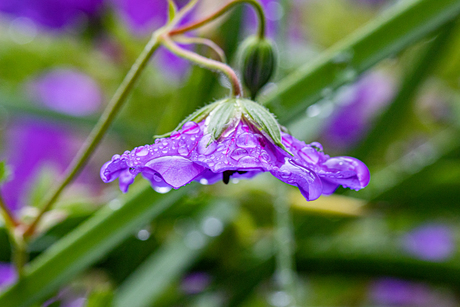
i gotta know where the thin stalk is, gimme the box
[24,31,164,238]
[173,36,227,63]
[273,185,297,307]
[161,35,243,97]
[170,0,266,39]
[0,192,17,229]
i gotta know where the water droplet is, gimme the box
[191,137,196,141]
[112,154,120,161]
[260,151,271,162]
[178,146,189,156]
[299,147,319,164]
[153,148,158,152]
[231,148,248,161]
[137,229,150,241]
[199,178,209,185]
[201,217,224,237]
[239,156,258,164]
[154,186,172,194]
[197,135,217,155]
[236,133,258,148]
[170,131,181,139]
[162,149,168,154]
[136,147,149,157]
[162,141,168,146]
[153,174,162,182]
[182,121,200,134]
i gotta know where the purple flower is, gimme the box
[0,263,16,290]
[0,0,103,30]
[321,71,395,149]
[401,224,455,262]
[27,68,103,116]
[369,278,434,306]
[110,0,191,79]
[100,103,369,201]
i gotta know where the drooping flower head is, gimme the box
[101,98,369,201]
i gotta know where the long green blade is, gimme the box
[263,0,460,123]
[0,182,192,307]
[114,199,238,307]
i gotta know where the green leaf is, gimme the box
[0,161,11,184]
[84,287,114,307]
[113,199,238,307]
[0,182,193,307]
[263,0,460,124]
[168,0,178,22]
[206,100,236,142]
[238,99,290,153]
[170,101,221,134]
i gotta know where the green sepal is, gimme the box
[0,161,11,184]
[168,0,178,22]
[206,99,237,143]
[154,101,221,140]
[238,99,291,155]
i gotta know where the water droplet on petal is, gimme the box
[299,147,319,164]
[154,186,172,194]
[171,131,181,139]
[182,121,200,135]
[178,146,189,156]
[239,156,258,165]
[231,148,249,161]
[236,133,258,148]
[112,154,121,161]
[260,151,270,162]
[136,147,149,157]
[197,135,217,155]
[153,174,162,182]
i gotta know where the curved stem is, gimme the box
[0,192,17,229]
[23,31,164,238]
[170,0,266,39]
[161,35,243,97]
[173,36,227,63]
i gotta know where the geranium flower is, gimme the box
[101,98,369,201]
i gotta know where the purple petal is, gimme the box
[28,68,102,116]
[0,263,16,290]
[402,224,455,262]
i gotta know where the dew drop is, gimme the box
[136,147,149,157]
[197,135,217,155]
[170,131,181,139]
[236,133,258,148]
[162,149,168,154]
[182,121,200,135]
[231,148,248,161]
[239,156,258,164]
[111,154,120,161]
[260,151,271,162]
[162,141,168,146]
[299,147,319,164]
[154,186,172,194]
[178,146,189,156]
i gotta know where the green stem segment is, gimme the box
[170,0,266,39]
[23,31,163,238]
[274,185,297,306]
[161,35,243,97]
[0,193,17,230]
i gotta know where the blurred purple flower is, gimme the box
[402,224,455,262]
[321,71,395,149]
[0,263,16,290]
[1,120,77,213]
[27,69,103,116]
[101,119,369,201]
[110,0,191,79]
[181,272,211,295]
[0,0,103,30]
[369,278,433,306]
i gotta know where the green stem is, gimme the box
[170,0,266,39]
[0,192,17,230]
[24,31,164,238]
[11,234,26,278]
[273,185,297,306]
[161,35,243,97]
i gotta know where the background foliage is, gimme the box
[1,0,460,306]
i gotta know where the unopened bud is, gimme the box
[239,36,276,99]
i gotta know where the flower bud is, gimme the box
[239,36,276,99]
